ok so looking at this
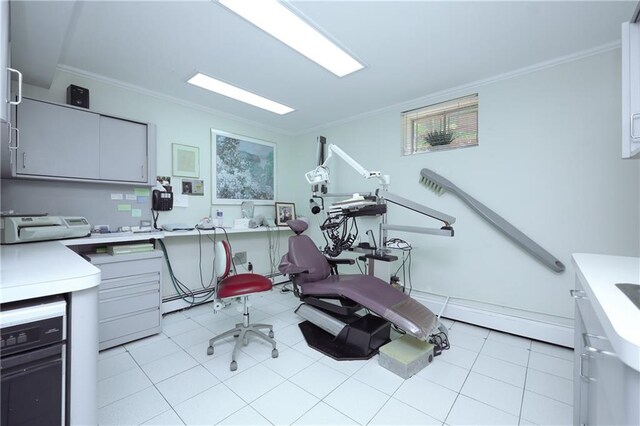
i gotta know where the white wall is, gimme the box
[20,68,301,224]
[11,68,308,304]
[296,49,640,322]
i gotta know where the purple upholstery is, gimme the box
[279,228,437,341]
[287,220,308,234]
[279,234,331,284]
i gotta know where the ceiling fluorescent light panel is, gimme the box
[187,73,294,115]
[218,0,364,77]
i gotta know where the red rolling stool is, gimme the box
[206,240,278,371]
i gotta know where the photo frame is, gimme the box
[211,129,276,205]
[172,144,200,178]
[275,202,295,226]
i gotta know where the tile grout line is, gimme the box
[517,345,532,424]
[442,328,486,425]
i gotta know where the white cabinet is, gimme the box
[572,277,640,425]
[4,97,156,184]
[85,250,163,350]
[622,21,640,158]
[99,116,148,182]
[16,97,100,179]
[1,0,9,123]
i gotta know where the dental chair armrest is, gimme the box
[326,257,355,275]
[326,258,355,266]
[279,264,309,276]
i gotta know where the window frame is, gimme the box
[402,94,478,155]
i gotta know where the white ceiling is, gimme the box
[10,1,637,135]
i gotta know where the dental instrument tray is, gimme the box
[0,215,91,244]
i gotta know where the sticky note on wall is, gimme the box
[117,204,132,211]
[131,208,142,218]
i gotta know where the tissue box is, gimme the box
[233,218,250,229]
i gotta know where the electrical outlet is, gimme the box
[233,251,247,265]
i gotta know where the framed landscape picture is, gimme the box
[211,129,276,205]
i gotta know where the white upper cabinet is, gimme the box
[622,21,640,158]
[1,0,10,123]
[3,97,156,185]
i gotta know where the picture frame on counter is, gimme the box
[211,129,276,205]
[275,202,295,226]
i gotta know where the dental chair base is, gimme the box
[296,303,391,360]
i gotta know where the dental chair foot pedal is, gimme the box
[378,335,435,379]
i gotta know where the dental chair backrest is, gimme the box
[280,220,331,284]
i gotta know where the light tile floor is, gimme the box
[98,288,574,425]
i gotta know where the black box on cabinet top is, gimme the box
[66,84,89,109]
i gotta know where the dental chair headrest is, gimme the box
[287,219,308,235]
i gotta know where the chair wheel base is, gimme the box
[272,349,279,358]
[207,346,214,356]
[230,361,238,371]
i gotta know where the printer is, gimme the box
[1,215,91,244]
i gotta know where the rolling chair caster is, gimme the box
[268,330,274,338]
[207,346,214,356]
[230,360,237,371]
[272,348,279,358]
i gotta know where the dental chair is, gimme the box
[207,240,278,371]
[279,220,439,360]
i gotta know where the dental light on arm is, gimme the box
[305,144,390,189]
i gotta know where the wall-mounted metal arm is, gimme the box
[377,189,456,225]
[382,223,454,237]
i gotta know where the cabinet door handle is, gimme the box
[579,353,596,382]
[22,151,26,169]
[7,68,23,105]
[583,333,617,357]
[8,126,19,150]
[632,113,640,140]
[570,289,587,299]
[141,165,144,179]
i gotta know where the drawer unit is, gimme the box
[84,250,162,350]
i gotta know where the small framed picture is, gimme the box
[172,144,200,178]
[275,202,296,226]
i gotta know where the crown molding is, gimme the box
[296,41,621,136]
[55,64,296,137]
[58,40,620,138]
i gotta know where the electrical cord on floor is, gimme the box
[429,329,450,356]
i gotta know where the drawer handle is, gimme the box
[583,333,616,357]
[570,289,587,299]
[579,353,596,382]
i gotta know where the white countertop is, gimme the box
[1,226,290,304]
[58,226,289,245]
[572,253,640,371]
[0,242,101,303]
[160,226,290,238]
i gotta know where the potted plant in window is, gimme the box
[425,130,455,146]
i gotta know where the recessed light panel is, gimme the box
[187,73,294,115]
[218,0,364,77]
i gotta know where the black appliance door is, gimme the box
[1,343,64,426]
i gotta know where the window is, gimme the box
[402,94,478,155]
